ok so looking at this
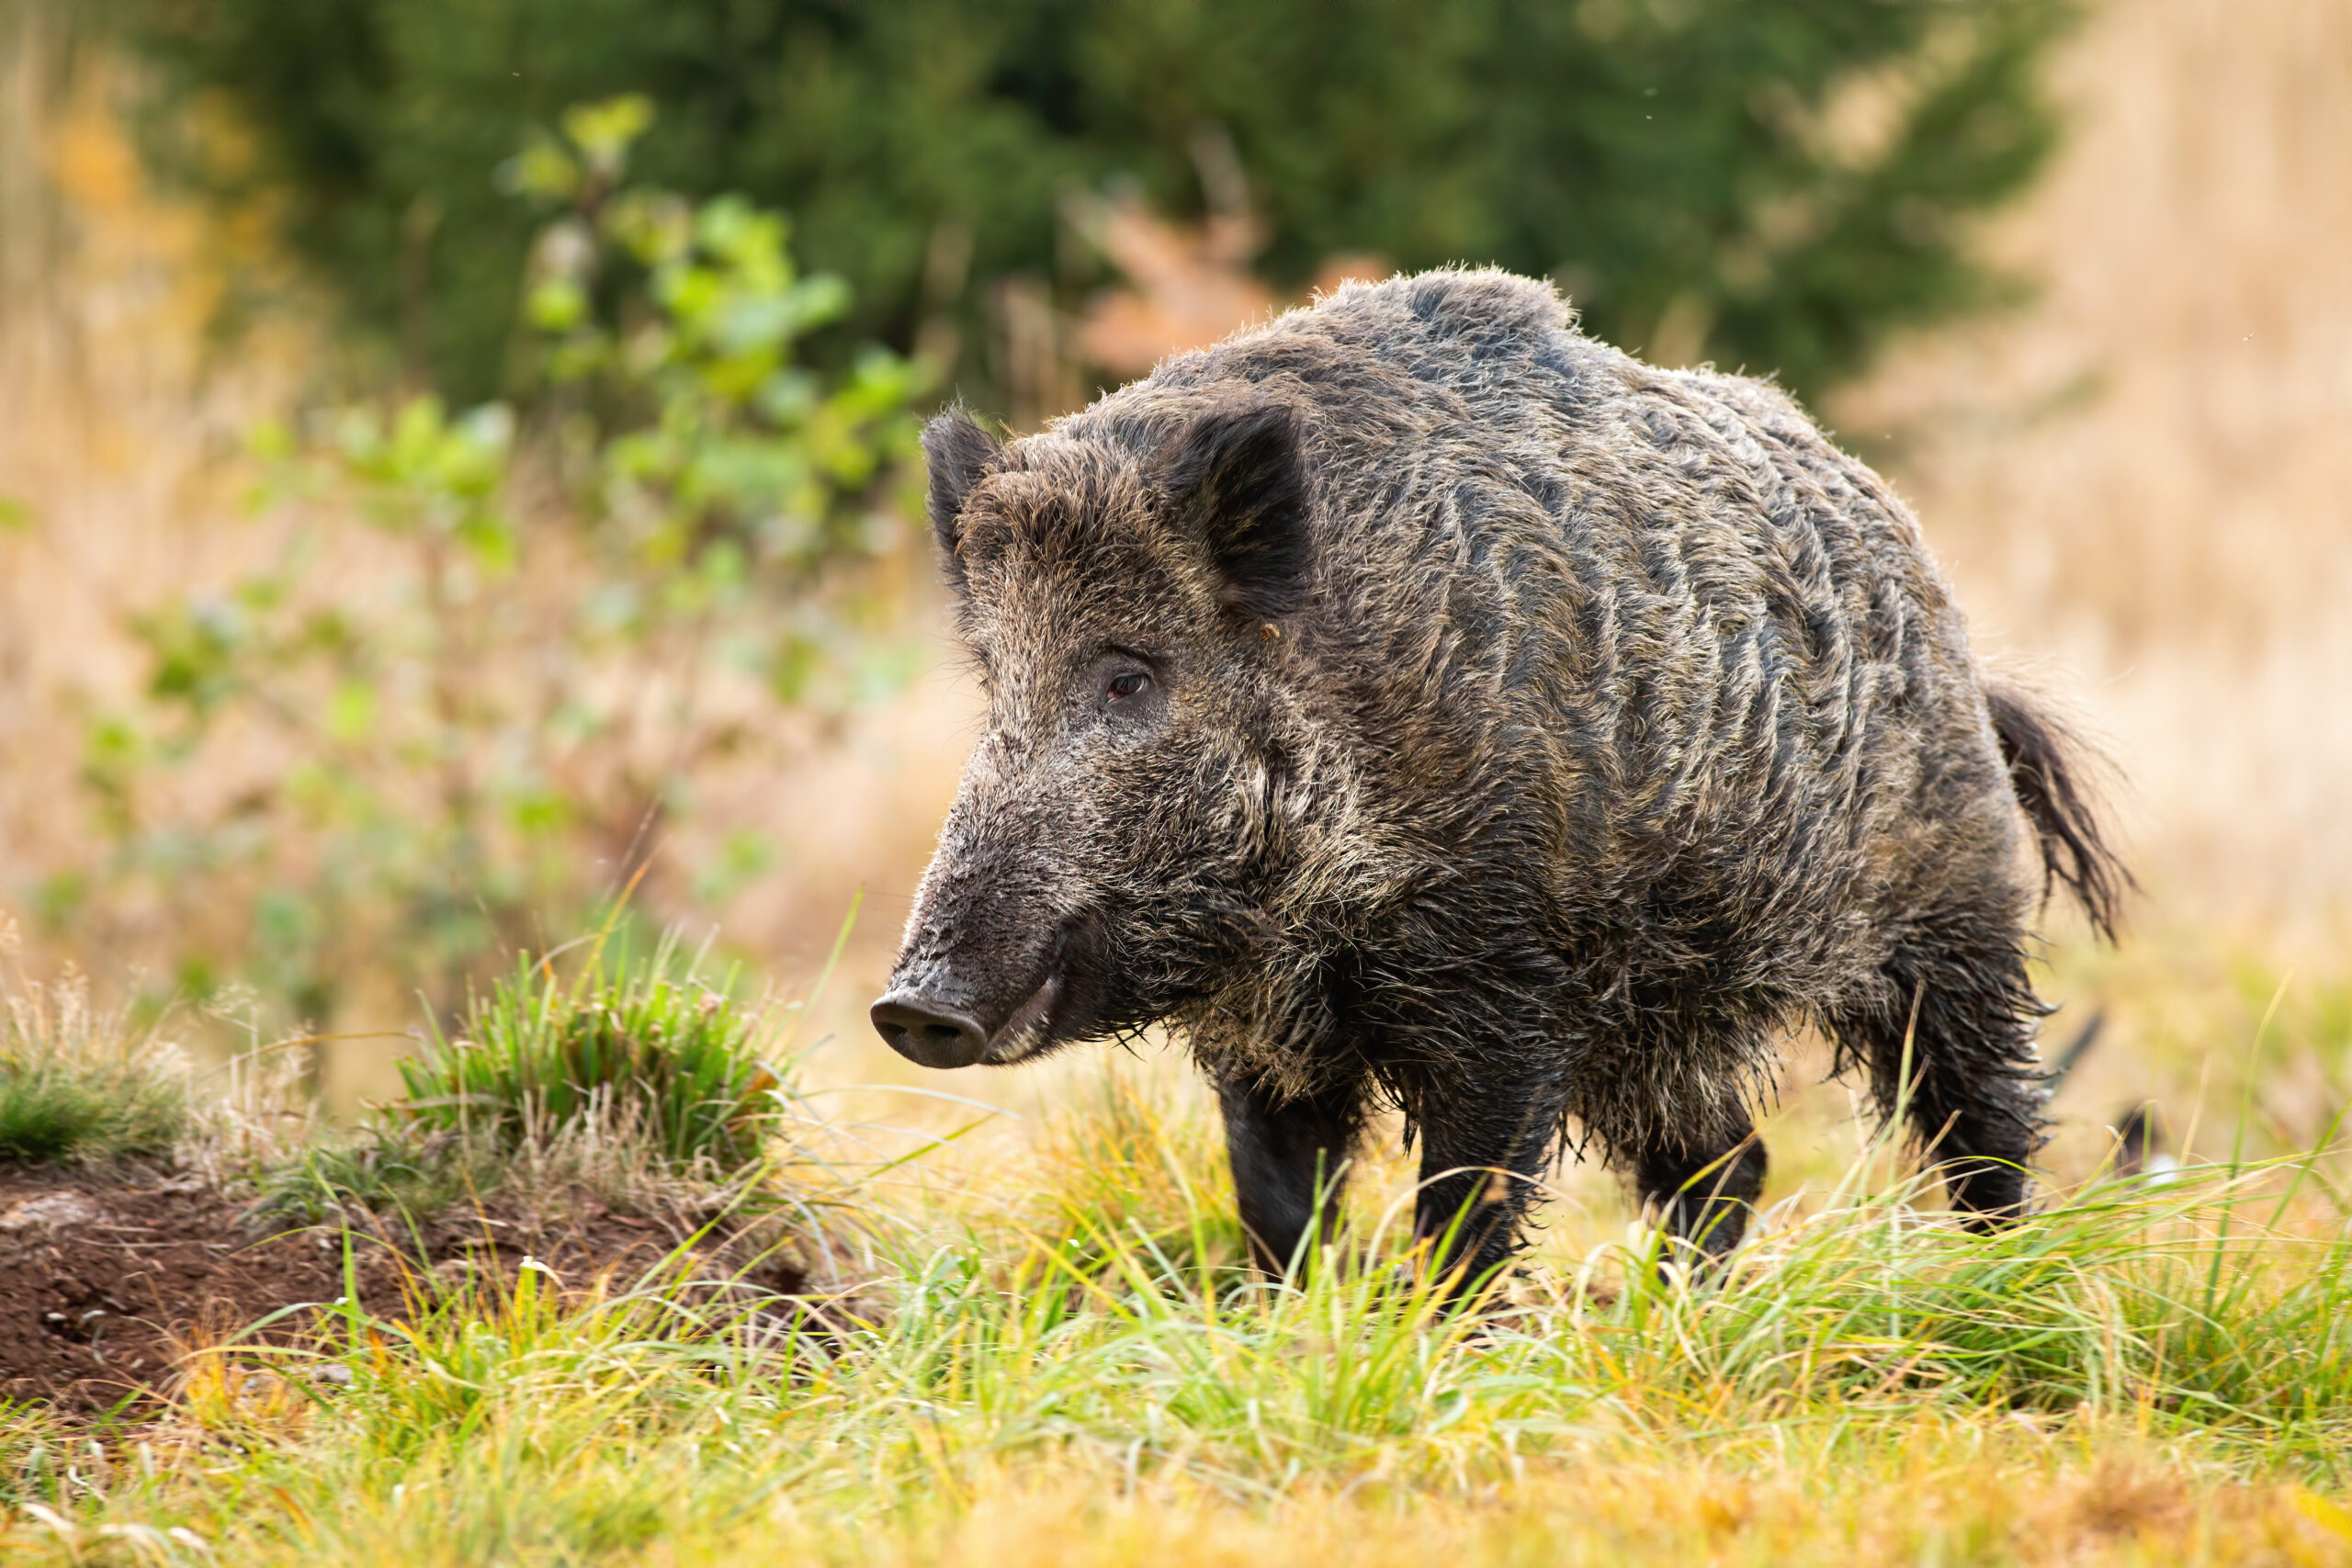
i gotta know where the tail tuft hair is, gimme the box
[1985,683,2134,942]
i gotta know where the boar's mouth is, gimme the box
[870,926,1091,1070]
[984,963,1065,1061]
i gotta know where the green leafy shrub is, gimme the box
[61,103,920,1027]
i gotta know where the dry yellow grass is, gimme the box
[788,1459,2346,1568]
[1830,0,2352,945]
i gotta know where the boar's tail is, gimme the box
[1985,682,2134,942]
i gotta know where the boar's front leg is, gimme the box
[1408,1070,1568,1292]
[1632,1109,1770,1270]
[1216,1072,1369,1277]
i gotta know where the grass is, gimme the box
[2,992,2350,1565]
[4,921,2347,1565]
[7,1165,2350,1562]
[253,935,813,1232]
[0,961,192,1165]
[1012,1063,1252,1277]
[396,941,785,1174]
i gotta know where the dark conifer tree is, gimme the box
[116,0,2072,406]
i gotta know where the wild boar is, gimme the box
[871,268,2126,1283]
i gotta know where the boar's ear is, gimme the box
[1160,400,1312,623]
[922,406,1001,590]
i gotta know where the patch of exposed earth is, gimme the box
[0,1167,812,1412]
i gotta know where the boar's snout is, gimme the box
[868,992,991,1069]
[872,920,1080,1070]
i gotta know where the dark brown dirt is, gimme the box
[0,1165,813,1413]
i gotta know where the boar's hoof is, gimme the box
[871,994,990,1068]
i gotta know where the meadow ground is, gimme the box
[1,931,2348,1568]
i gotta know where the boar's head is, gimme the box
[870,396,1313,1068]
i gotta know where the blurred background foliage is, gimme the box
[108,0,2073,412]
[49,94,922,1027]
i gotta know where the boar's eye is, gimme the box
[1091,651,1161,719]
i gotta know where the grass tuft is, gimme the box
[400,941,782,1173]
[0,964,191,1165]
[1014,1064,1249,1280]
[246,937,865,1283]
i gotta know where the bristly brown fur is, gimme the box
[878,268,2132,1285]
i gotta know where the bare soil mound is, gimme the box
[0,1166,811,1413]
[1,1167,350,1411]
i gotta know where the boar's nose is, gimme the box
[870,991,990,1069]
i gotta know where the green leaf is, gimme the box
[561,94,656,179]
[526,276,590,333]
[498,137,583,203]
[325,679,377,744]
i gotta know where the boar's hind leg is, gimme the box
[1833,907,2048,1226]
[1217,1073,1369,1277]
[1634,1111,1769,1269]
